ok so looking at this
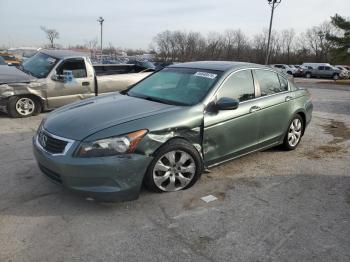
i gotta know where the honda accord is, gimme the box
[33,61,313,201]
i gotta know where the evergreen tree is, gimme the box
[326,14,350,63]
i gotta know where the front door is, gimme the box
[46,58,94,108]
[203,69,260,166]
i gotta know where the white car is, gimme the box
[335,65,350,79]
[270,64,297,76]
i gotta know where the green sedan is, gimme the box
[33,61,313,201]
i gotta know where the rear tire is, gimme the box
[282,115,304,151]
[7,96,42,118]
[144,139,203,193]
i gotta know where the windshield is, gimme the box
[127,67,222,106]
[22,52,58,78]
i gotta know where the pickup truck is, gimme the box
[0,50,153,117]
[301,63,341,80]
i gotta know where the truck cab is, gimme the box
[0,50,152,117]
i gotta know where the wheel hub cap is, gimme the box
[288,118,302,147]
[153,150,196,192]
[15,98,35,116]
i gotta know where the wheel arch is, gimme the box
[10,94,44,112]
[150,136,203,160]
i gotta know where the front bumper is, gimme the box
[32,136,153,201]
[0,97,8,113]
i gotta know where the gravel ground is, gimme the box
[0,83,349,262]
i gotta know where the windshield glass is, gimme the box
[22,52,58,78]
[128,67,222,106]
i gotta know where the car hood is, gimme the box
[44,93,179,140]
[0,65,35,84]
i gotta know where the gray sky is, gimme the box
[0,0,349,49]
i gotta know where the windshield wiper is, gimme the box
[134,94,187,106]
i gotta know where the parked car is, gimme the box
[0,50,152,118]
[32,61,313,201]
[288,65,303,77]
[270,64,296,76]
[335,65,350,79]
[127,59,156,70]
[0,53,21,66]
[301,63,341,80]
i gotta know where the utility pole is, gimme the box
[265,0,281,65]
[97,16,104,63]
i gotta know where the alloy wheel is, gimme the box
[15,97,35,116]
[288,118,302,147]
[153,150,196,192]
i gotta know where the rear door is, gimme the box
[46,58,94,108]
[324,66,333,78]
[317,66,325,77]
[203,69,260,166]
[252,69,293,148]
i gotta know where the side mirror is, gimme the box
[216,97,239,110]
[51,74,65,82]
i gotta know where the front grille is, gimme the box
[38,129,68,154]
[39,164,62,184]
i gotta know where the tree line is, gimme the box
[151,14,349,65]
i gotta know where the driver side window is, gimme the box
[217,70,255,102]
[56,59,87,78]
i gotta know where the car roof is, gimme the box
[168,61,266,72]
[40,49,87,59]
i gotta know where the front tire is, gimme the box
[144,139,203,193]
[305,72,311,78]
[7,96,42,118]
[333,74,339,80]
[282,115,304,151]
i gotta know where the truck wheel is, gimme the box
[7,96,42,118]
[305,72,311,78]
[333,74,339,80]
[144,139,203,193]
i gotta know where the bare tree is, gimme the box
[281,29,295,63]
[304,22,335,61]
[40,26,59,48]
[85,38,98,51]
[205,32,224,60]
[150,17,344,64]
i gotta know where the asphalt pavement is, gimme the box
[0,82,349,262]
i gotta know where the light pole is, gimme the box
[97,16,104,63]
[265,0,281,65]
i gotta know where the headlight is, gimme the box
[76,129,148,157]
[37,118,46,133]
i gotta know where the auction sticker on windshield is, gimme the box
[194,72,217,79]
[47,57,56,64]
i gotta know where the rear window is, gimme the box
[278,75,289,91]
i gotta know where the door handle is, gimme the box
[82,81,90,86]
[285,96,293,102]
[250,106,261,113]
